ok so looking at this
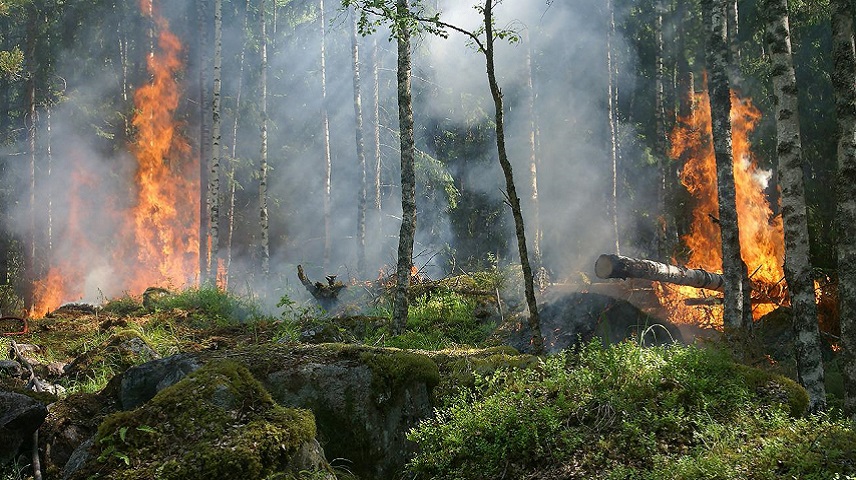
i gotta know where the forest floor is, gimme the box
[1,277,855,479]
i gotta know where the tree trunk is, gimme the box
[198,0,211,284]
[484,0,544,354]
[320,0,333,270]
[655,0,672,259]
[606,0,620,256]
[372,37,382,234]
[391,0,416,334]
[259,0,270,276]
[351,8,367,277]
[26,6,37,312]
[596,253,725,291]
[702,0,750,330]
[209,0,222,284]
[524,30,545,290]
[765,0,826,412]
[225,0,251,288]
[727,0,741,66]
[831,0,856,420]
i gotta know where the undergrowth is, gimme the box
[365,289,494,350]
[407,341,856,479]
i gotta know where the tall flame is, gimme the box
[32,0,198,315]
[658,88,786,326]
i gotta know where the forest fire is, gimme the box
[657,89,786,327]
[31,0,198,315]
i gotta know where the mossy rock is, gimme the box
[67,360,328,480]
[735,363,809,417]
[233,343,437,479]
[63,330,160,382]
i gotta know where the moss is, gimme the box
[427,348,538,403]
[72,360,318,480]
[735,363,810,417]
[359,348,440,396]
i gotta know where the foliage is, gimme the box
[406,341,853,479]
[144,285,266,323]
[365,288,495,350]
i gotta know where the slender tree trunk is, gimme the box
[524,30,545,290]
[765,0,826,411]
[198,0,211,284]
[372,37,382,231]
[831,0,856,420]
[259,0,270,276]
[606,0,620,255]
[209,0,222,285]
[351,8,367,277]
[391,0,416,334]
[484,0,544,354]
[320,0,333,270]
[727,0,741,66]
[225,0,250,287]
[26,6,37,311]
[702,0,750,330]
[655,0,672,259]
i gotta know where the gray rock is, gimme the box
[260,346,438,480]
[0,390,48,466]
[61,436,93,480]
[0,360,22,378]
[118,354,200,410]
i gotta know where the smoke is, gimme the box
[2,0,653,312]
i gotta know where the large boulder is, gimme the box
[223,344,440,480]
[66,360,332,480]
[501,292,684,353]
[117,353,200,410]
[40,392,114,477]
[0,390,48,466]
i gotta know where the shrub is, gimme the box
[407,342,849,479]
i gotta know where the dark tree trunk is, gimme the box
[484,0,544,354]
[391,0,416,334]
[831,0,856,420]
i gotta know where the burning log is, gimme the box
[297,265,345,309]
[595,254,725,291]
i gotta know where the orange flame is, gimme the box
[32,0,198,315]
[658,87,786,326]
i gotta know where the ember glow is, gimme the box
[32,0,198,315]
[657,88,786,327]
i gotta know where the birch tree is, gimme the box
[702,0,751,330]
[351,7,368,277]
[831,0,856,420]
[198,0,211,284]
[209,0,222,284]
[764,0,826,412]
[259,0,270,276]
[225,0,251,287]
[320,0,333,270]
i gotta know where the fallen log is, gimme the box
[595,254,725,291]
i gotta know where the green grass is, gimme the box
[364,289,495,350]
[406,341,855,479]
